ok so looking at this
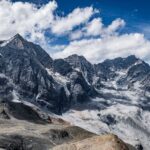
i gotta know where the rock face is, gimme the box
[0,34,65,114]
[0,34,99,114]
[94,55,150,87]
[52,59,73,76]
[65,54,95,84]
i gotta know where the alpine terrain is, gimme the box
[0,34,149,149]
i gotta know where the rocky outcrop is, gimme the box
[53,134,135,150]
[0,115,135,150]
[53,59,73,76]
[65,54,95,84]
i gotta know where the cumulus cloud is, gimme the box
[84,18,103,36]
[51,7,98,35]
[0,0,150,63]
[0,0,57,43]
[69,18,125,40]
[69,30,83,40]
[105,18,125,35]
[53,33,150,63]
[0,0,97,48]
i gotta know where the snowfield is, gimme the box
[62,103,150,150]
[62,72,150,150]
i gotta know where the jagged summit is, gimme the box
[65,54,95,83]
[65,54,93,65]
[66,54,87,59]
[0,33,27,49]
[0,34,53,68]
[7,33,31,50]
[13,33,25,40]
[99,55,139,69]
[126,54,138,60]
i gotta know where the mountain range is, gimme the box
[0,34,150,149]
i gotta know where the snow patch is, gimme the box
[46,68,71,96]
[46,68,70,85]
[12,90,21,103]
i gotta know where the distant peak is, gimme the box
[126,55,138,60]
[68,54,81,58]
[4,34,27,49]
[66,54,87,61]
[12,34,25,41]
[103,55,138,63]
[0,34,26,48]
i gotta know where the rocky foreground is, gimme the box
[0,102,135,150]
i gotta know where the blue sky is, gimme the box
[12,0,150,38]
[1,0,150,63]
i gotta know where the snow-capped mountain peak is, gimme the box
[0,35,150,149]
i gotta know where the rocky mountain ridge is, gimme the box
[1,35,150,111]
[0,34,150,149]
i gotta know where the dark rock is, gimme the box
[69,71,97,103]
[53,59,72,75]
[135,144,143,150]
[0,134,53,150]
[100,114,117,126]
[0,102,47,124]
[127,62,150,81]
[0,109,10,119]
[47,129,70,144]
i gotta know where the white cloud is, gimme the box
[69,30,83,40]
[69,18,125,40]
[0,0,150,64]
[53,13,150,64]
[0,0,98,50]
[83,18,125,37]
[51,7,98,35]
[105,18,125,35]
[0,0,57,42]
[85,18,103,36]
[53,33,150,63]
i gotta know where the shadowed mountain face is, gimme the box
[0,34,97,114]
[0,34,68,114]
